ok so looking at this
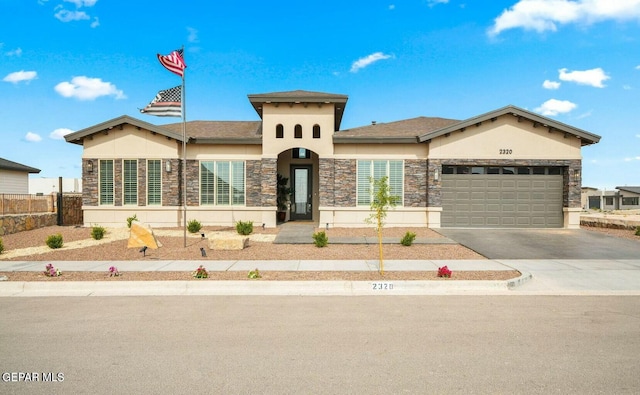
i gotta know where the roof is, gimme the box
[248,90,348,131]
[418,105,601,146]
[0,158,40,173]
[64,115,261,145]
[334,116,460,143]
[616,186,640,194]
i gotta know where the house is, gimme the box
[583,186,640,210]
[29,177,83,195]
[0,158,41,194]
[64,90,601,229]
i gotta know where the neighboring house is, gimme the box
[64,90,601,229]
[29,178,83,195]
[0,158,41,194]
[583,186,640,210]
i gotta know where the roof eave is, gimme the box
[64,115,185,145]
[333,136,419,144]
[417,105,602,146]
[189,138,262,145]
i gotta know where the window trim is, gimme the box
[356,160,404,207]
[99,159,114,206]
[276,124,284,139]
[199,160,246,206]
[294,124,302,139]
[312,124,320,139]
[123,159,138,205]
[147,159,162,206]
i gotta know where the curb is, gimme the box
[0,273,532,297]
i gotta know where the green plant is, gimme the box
[312,231,329,247]
[126,214,138,228]
[0,237,4,254]
[400,231,416,246]
[365,176,400,275]
[45,233,64,249]
[635,226,640,236]
[91,225,106,240]
[236,220,254,235]
[248,268,262,279]
[192,265,209,279]
[276,173,293,212]
[187,219,203,233]
[44,263,61,277]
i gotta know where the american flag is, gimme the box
[157,49,187,77]
[140,86,182,117]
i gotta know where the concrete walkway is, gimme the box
[1,258,639,296]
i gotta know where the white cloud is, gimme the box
[624,157,640,162]
[49,128,74,140]
[6,47,22,56]
[558,67,610,88]
[428,0,449,7]
[535,98,577,116]
[389,4,395,10]
[636,65,640,70]
[350,52,393,73]
[187,27,199,43]
[636,134,640,138]
[91,17,100,28]
[542,79,561,89]
[623,85,632,90]
[489,0,640,37]
[3,70,37,84]
[64,0,98,6]
[25,132,42,142]
[54,76,126,100]
[55,9,89,22]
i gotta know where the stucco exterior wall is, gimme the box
[83,125,180,159]
[0,170,29,194]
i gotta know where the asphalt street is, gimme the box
[1,296,639,394]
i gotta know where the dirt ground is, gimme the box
[0,224,637,282]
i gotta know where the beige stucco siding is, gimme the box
[0,170,29,194]
[83,126,179,159]
[333,144,427,159]
[429,116,582,160]
[261,103,335,156]
[187,144,262,159]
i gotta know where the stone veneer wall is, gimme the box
[334,159,356,207]
[163,159,181,206]
[185,159,200,206]
[137,159,147,206]
[427,159,582,208]
[0,213,57,236]
[260,158,277,207]
[83,159,98,206]
[113,160,122,206]
[319,158,335,207]
[404,159,428,207]
[245,160,262,207]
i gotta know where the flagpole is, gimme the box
[181,46,187,248]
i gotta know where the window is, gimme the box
[294,124,302,139]
[357,160,403,206]
[276,124,283,139]
[313,124,321,138]
[147,160,162,205]
[123,160,137,205]
[99,160,114,205]
[292,148,311,159]
[200,161,245,205]
[604,197,614,205]
[622,197,639,206]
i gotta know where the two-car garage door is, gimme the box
[441,167,563,228]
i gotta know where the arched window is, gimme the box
[276,124,284,139]
[294,124,302,139]
[313,124,321,139]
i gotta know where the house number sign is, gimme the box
[499,149,513,154]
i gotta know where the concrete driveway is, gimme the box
[436,228,640,259]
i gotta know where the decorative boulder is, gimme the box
[208,235,249,250]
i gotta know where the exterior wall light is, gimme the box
[87,160,94,173]
[165,160,171,172]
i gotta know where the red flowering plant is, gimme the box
[108,266,120,277]
[192,265,209,279]
[44,263,61,277]
[437,265,452,278]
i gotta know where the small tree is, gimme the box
[365,176,400,275]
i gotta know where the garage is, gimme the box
[441,165,563,228]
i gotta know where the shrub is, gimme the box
[236,220,253,236]
[108,266,120,277]
[0,237,3,254]
[91,225,106,240]
[126,214,138,228]
[400,231,416,246]
[635,226,640,237]
[248,268,261,279]
[44,263,61,277]
[192,265,208,279]
[187,219,203,233]
[45,234,64,249]
[312,231,328,247]
[437,266,452,278]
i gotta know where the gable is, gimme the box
[428,114,583,160]
[83,124,180,159]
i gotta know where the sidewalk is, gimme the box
[1,258,639,296]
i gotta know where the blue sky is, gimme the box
[1,0,639,190]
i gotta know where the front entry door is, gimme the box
[290,165,312,221]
